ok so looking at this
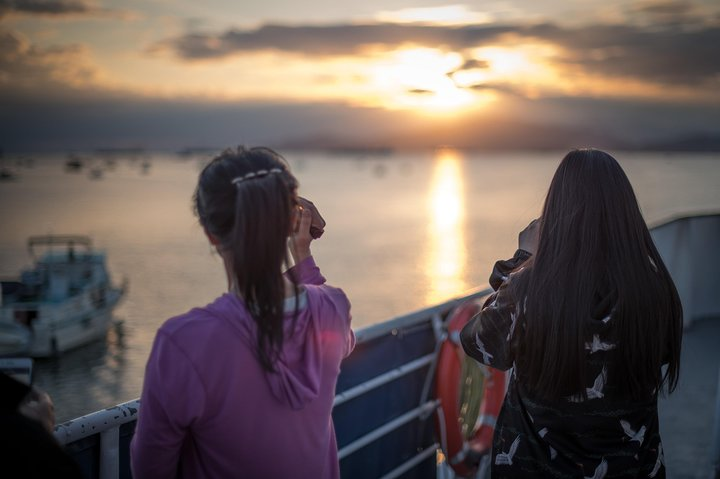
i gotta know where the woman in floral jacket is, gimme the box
[461,149,682,478]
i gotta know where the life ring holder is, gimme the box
[435,299,507,477]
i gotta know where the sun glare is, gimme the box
[473,47,539,76]
[376,5,492,25]
[118,42,561,113]
[363,44,561,112]
[426,149,468,305]
[466,44,561,96]
[369,48,480,112]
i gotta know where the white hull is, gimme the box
[0,322,30,356]
[1,287,123,357]
[0,234,126,358]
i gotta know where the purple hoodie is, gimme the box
[130,257,354,479]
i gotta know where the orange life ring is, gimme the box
[435,299,507,476]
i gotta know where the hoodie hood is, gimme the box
[212,288,330,410]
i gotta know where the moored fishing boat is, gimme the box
[0,235,126,357]
[50,213,720,478]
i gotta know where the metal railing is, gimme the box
[54,399,139,479]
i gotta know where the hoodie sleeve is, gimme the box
[489,249,531,290]
[286,256,326,285]
[331,289,355,358]
[131,329,206,479]
[460,252,529,371]
[309,285,354,358]
[460,279,521,371]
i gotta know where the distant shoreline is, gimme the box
[3,145,720,156]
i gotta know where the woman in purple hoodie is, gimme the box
[131,146,355,478]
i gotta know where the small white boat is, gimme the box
[0,235,126,357]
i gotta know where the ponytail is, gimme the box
[194,146,300,372]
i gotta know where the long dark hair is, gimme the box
[513,149,682,400]
[194,146,299,372]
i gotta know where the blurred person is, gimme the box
[0,372,83,477]
[131,146,354,478]
[461,148,681,478]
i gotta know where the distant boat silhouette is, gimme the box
[140,159,151,174]
[176,147,219,158]
[65,154,84,171]
[0,168,17,181]
[0,147,17,180]
[89,166,104,180]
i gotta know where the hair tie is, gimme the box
[231,168,284,185]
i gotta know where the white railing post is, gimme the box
[711,367,720,479]
[99,427,120,479]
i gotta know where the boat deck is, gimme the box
[659,316,720,478]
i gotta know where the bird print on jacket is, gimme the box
[567,367,607,402]
[494,436,521,466]
[586,334,617,353]
[460,250,668,478]
[474,334,495,364]
[649,444,664,478]
[620,420,646,445]
[585,458,608,479]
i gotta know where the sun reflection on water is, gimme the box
[426,149,468,305]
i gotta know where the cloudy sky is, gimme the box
[1,0,719,151]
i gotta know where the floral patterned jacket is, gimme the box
[460,250,665,479]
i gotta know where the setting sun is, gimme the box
[367,48,482,112]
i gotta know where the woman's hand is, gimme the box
[19,386,56,434]
[298,197,325,239]
[518,218,540,255]
[290,204,313,264]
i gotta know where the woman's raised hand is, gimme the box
[298,197,325,239]
[290,203,314,264]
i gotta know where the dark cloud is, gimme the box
[0,93,426,151]
[154,23,512,59]
[447,59,491,83]
[526,23,720,85]
[457,59,490,70]
[0,29,102,90]
[0,0,93,16]
[157,19,720,86]
[466,83,525,97]
[1,85,718,152]
[629,0,702,25]
[0,0,135,18]
[635,0,695,16]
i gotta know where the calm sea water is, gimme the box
[1,150,718,421]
